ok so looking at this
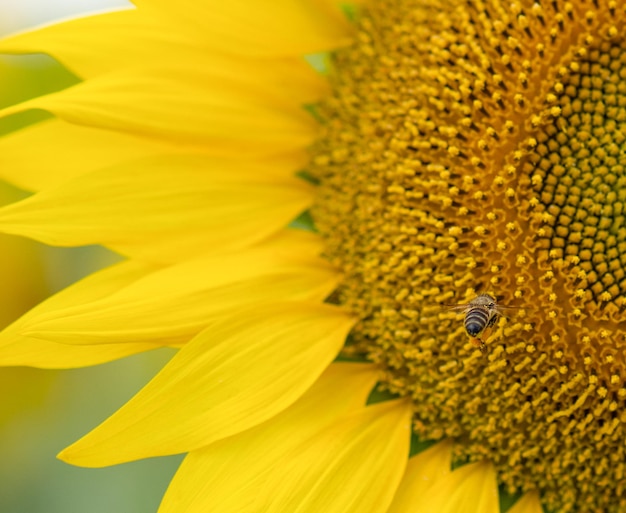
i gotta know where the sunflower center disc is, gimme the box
[311,1,626,511]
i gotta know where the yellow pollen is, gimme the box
[311,1,626,512]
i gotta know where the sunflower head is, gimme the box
[312,0,626,510]
[4,0,626,511]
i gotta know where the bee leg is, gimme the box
[469,337,487,354]
[487,313,499,328]
[479,326,494,353]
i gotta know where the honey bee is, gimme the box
[446,294,515,353]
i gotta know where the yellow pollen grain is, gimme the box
[311,1,626,512]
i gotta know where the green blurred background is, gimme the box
[0,2,184,512]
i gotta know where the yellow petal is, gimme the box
[159,362,380,513]
[23,231,339,345]
[257,399,411,513]
[58,302,355,467]
[0,260,161,368]
[0,120,310,192]
[0,66,318,156]
[0,9,195,78]
[0,338,158,369]
[0,155,313,262]
[132,0,353,56]
[401,460,499,513]
[0,11,329,102]
[0,120,189,191]
[508,491,544,513]
[387,440,453,513]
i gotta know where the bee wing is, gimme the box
[442,303,470,311]
[493,305,527,321]
[494,305,525,313]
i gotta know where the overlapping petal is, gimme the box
[508,491,544,513]
[0,120,311,192]
[0,64,319,155]
[257,399,411,513]
[0,9,198,78]
[131,0,354,56]
[0,155,313,261]
[0,17,329,104]
[58,302,355,467]
[0,260,160,368]
[158,362,380,513]
[391,458,499,513]
[387,440,453,513]
[0,120,187,191]
[21,231,339,345]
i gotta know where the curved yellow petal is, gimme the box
[132,0,353,56]
[0,66,318,156]
[0,155,313,262]
[58,302,355,467]
[508,491,544,513]
[258,399,411,513]
[386,440,453,513]
[0,9,196,78]
[22,232,340,345]
[0,120,190,191]
[0,339,158,369]
[159,362,379,513]
[400,460,499,513]
[0,120,310,192]
[0,12,329,102]
[0,260,161,368]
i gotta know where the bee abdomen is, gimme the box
[465,307,490,336]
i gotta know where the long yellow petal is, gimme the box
[0,66,318,156]
[22,232,339,345]
[58,302,355,467]
[386,440,453,513]
[0,120,311,192]
[257,399,411,513]
[159,362,379,513]
[0,339,158,369]
[23,268,338,345]
[508,491,544,513]
[0,120,188,191]
[399,460,499,513]
[0,260,160,368]
[0,9,195,78]
[0,12,329,102]
[131,0,353,56]
[0,155,313,262]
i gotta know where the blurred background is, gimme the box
[0,0,130,34]
[0,2,184,512]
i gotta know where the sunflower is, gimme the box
[0,0,624,511]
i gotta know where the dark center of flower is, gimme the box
[311,1,626,511]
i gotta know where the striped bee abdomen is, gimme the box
[464,307,491,337]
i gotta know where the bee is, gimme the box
[446,294,514,353]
